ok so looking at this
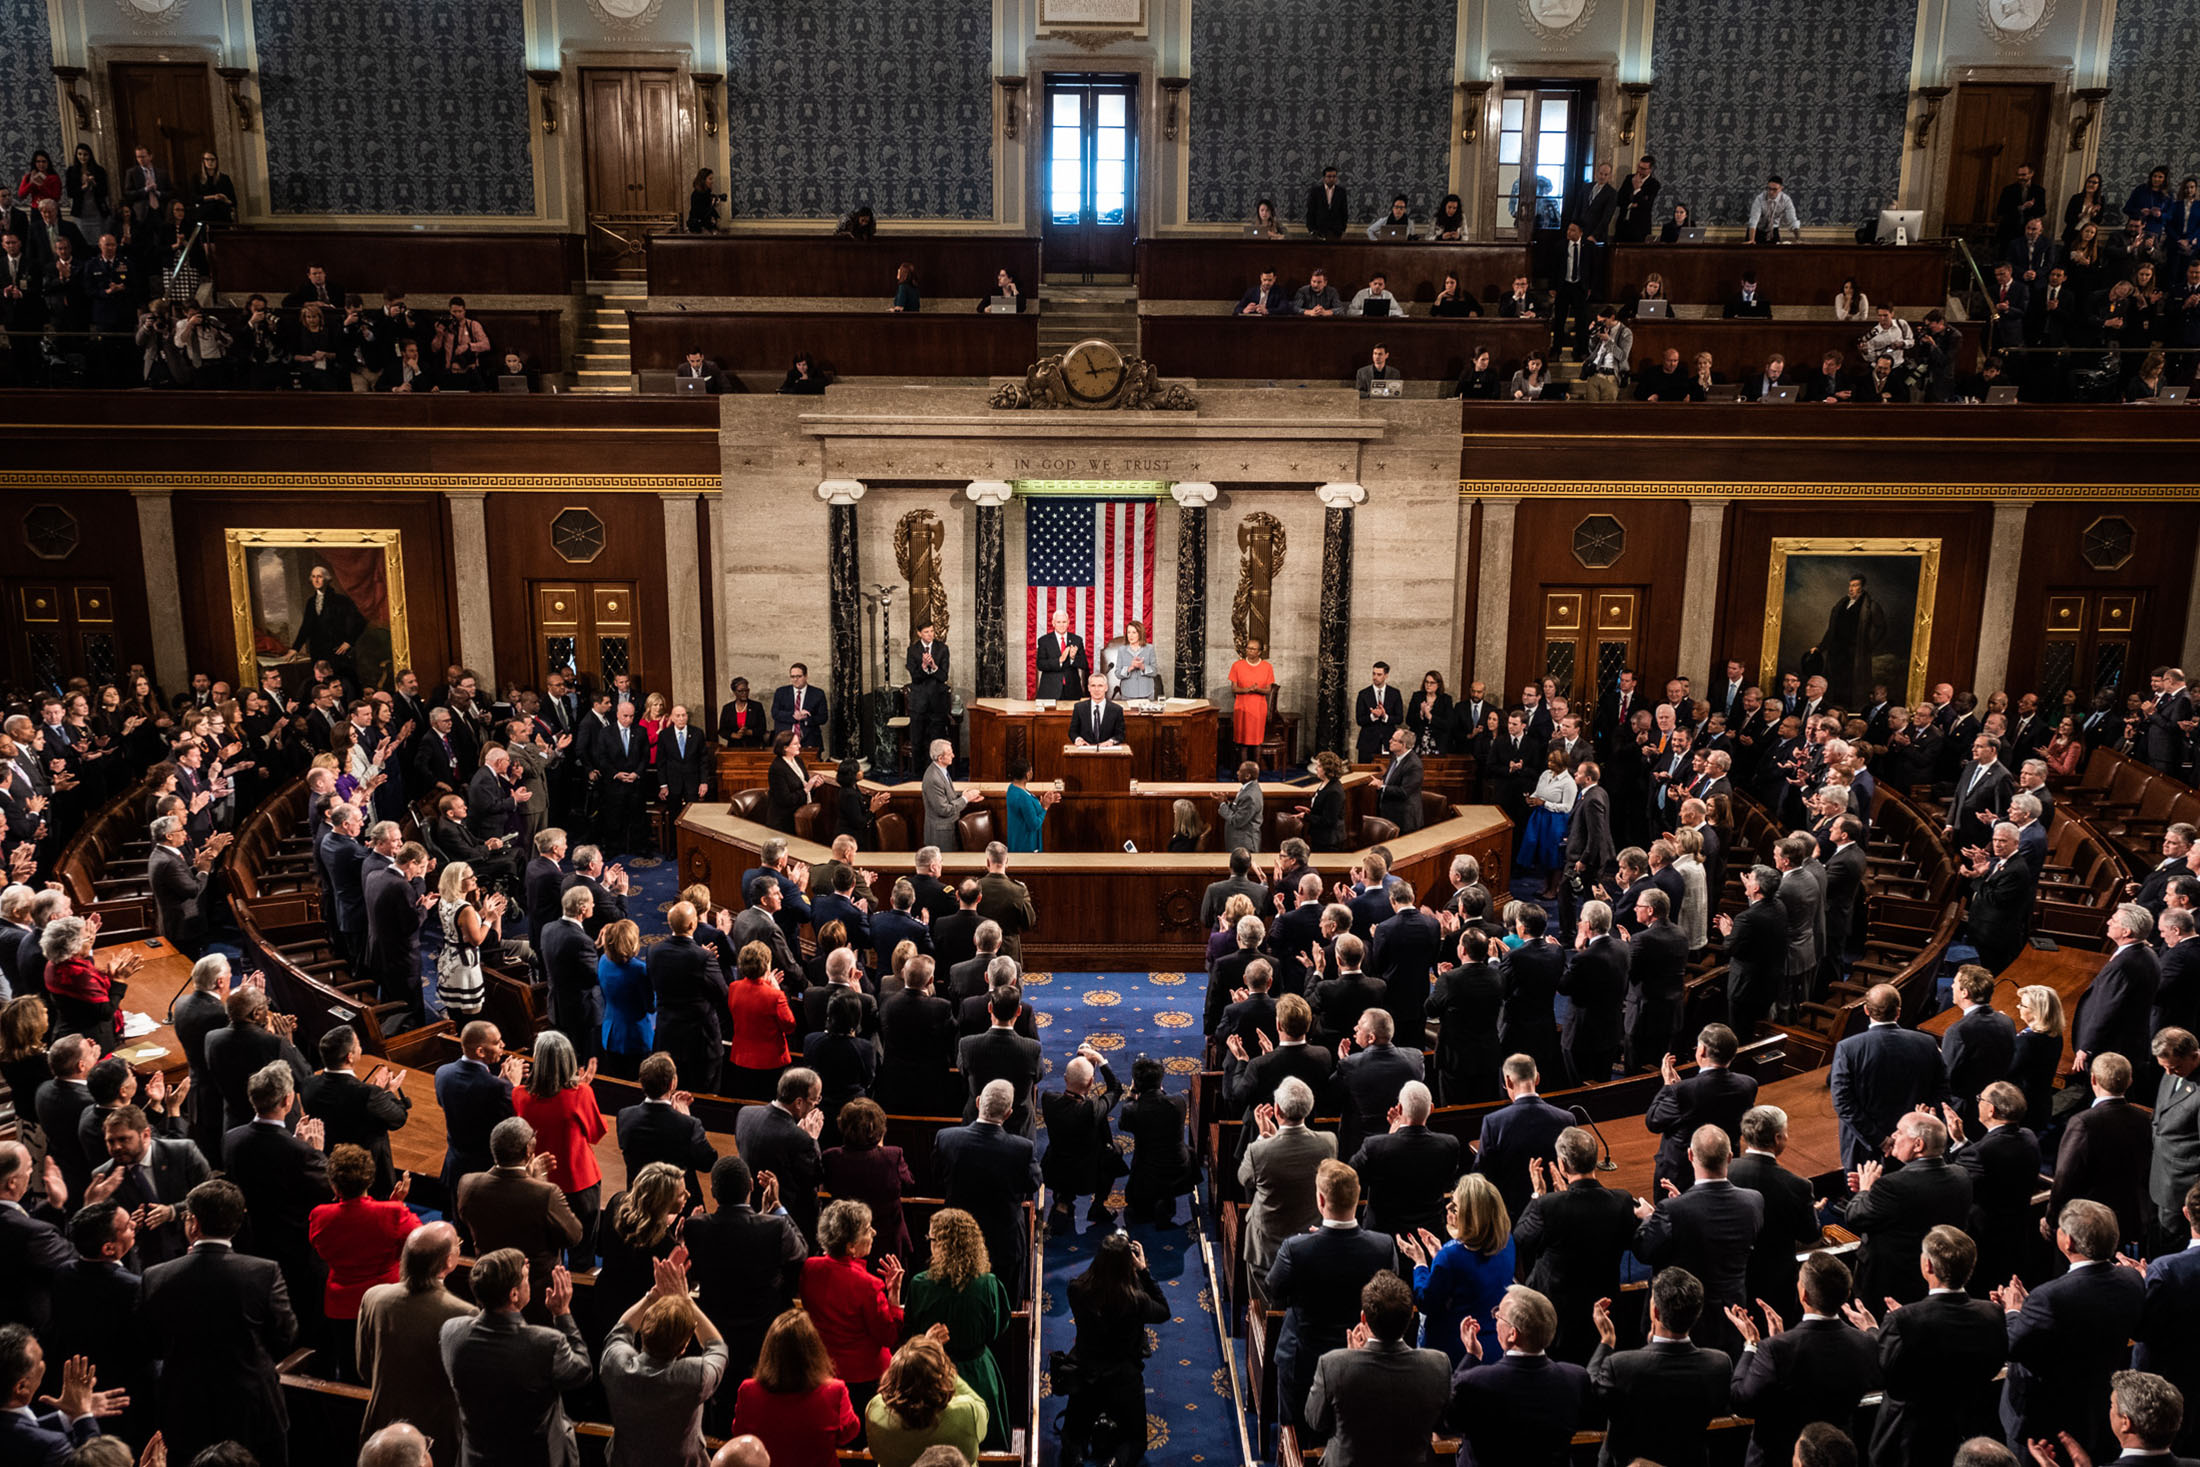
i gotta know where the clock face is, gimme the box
[1062,340,1126,404]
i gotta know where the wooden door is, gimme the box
[11,582,121,691]
[580,68,685,275]
[1539,587,1639,724]
[534,581,643,695]
[1495,83,1597,245]
[109,63,216,183]
[1944,84,2052,235]
[2037,590,2143,707]
[1041,74,1138,280]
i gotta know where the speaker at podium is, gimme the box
[1060,744,1133,794]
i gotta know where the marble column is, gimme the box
[1170,482,1217,698]
[965,481,1013,700]
[2186,534,2200,683]
[1676,497,1729,685]
[1973,500,2033,700]
[659,493,706,719]
[1315,483,1366,758]
[130,490,189,693]
[1474,496,1520,691]
[708,495,732,721]
[443,491,496,688]
[819,480,866,761]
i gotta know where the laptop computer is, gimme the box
[1763,384,1798,404]
[1985,384,2021,404]
[496,375,530,393]
[984,297,1020,314]
[1368,222,1412,241]
[1676,227,1707,243]
[1361,296,1391,317]
[1634,298,1669,318]
[2158,386,2191,403]
[1365,379,1403,398]
[676,377,713,395]
[636,370,678,395]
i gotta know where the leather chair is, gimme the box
[1418,791,1452,828]
[1272,812,1306,847]
[793,801,830,842]
[729,788,767,822]
[955,810,996,852]
[1357,815,1400,847]
[1255,685,1289,771]
[874,812,909,851]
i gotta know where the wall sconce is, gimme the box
[692,72,722,137]
[2070,87,2110,152]
[1457,81,1491,145]
[1912,86,1951,150]
[1618,82,1653,147]
[51,66,89,131]
[527,70,562,133]
[216,67,255,131]
[997,76,1025,140]
[1159,77,1188,142]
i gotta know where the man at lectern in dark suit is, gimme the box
[1035,609,1092,701]
[1069,674,1125,747]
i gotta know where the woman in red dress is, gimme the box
[513,1029,607,1269]
[309,1144,421,1380]
[1229,637,1277,765]
[731,1305,861,1467]
[725,938,797,1099]
[799,1198,905,1415]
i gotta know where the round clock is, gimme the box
[1061,339,1127,406]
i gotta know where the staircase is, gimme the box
[568,280,645,394]
[1038,283,1139,361]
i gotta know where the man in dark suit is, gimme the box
[438,1246,593,1467]
[1843,1110,1973,1309]
[617,1054,719,1206]
[1998,1199,2146,1460]
[1644,1023,1759,1197]
[1067,672,1124,747]
[1367,879,1442,1048]
[523,832,570,934]
[363,840,434,1013]
[0,1140,77,1333]
[876,956,960,1114]
[1304,167,1349,239]
[167,963,225,1176]
[1034,608,1091,700]
[1622,890,1690,1072]
[905,624,952,757]
[650,906,728,1095]
[2130,825,2194,916]
[1724,270,1774,318]
[300,1024,411,1197]
[2074,904,2165,1079]
[1949,1080,2044,1296]
[1376,726,1426,833]
[1477,1054,1577,1223]
[1728,1252,1882,1467]
[1333,1007,1423,1163]
[465,747,522,849]
[1848,1223,2008,1467]
[591,701,653,855]
[290,564,367,673]
[81,1100,208,1273]
[733,1068,826,1243]
[934,1081,1043,1303]
[1942,965,2019,1126]
[1962,824,2038,977]
[868,879,932,977]
[1224,993,1336,1157]
[931,875,984,974]
[1819,815,1868,988]
[958,988,1044,1136]
[1354,663,1405,763]
[2135,1177,2200,1457]
[1720,866,1790,1035]
[222,1061,331,1321]
[1559,900,1629,1085]
[202,986,313,1136]
[433,1020,521,1198]
[1306,1269,1452,1461]
[33,1036,99,1202]
[1631,1126,1765,1352]
[0,1319,129,1465]
[137,1179,297,1467]
[1266,1159,1395,1428]
[768,664,828,754]
[1830,984,1949,1168]
[1512,1127,1640,1364]
[1489,907,1566,1082]
[539,885,603,1065]
[1309,934,1386,1049]
[1039,1046,1124,1228]
[1442,1282,1591,1466]
[1947,735,2014,846]
[683,1153,807,1416]
[2151,1030,2200,1252]
[1587,1266,1734,1467]
[1349,1079,1460,1241]
[2052,1052,2156,1249]
[1730,1104,1824,1313]
[147,817,211,958]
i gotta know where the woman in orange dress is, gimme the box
[1228,638,1276,764]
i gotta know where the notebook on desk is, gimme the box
[2158,386,2191,403]
[1763,384,1798,403]
[496,375,530,393]
[676,377,712,395]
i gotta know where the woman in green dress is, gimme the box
[899,1206,1011,1451]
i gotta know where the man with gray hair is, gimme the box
[921,737,979,850]
[1960,821,2035,976]
[934,1076,1041,1302]
[2150,1029,2200,1253]
[1996,1198,2145,1459]
[1349,1077,1456,1240]
[2131,822,2195,916]
[357,1222,476,1461]
[148,812,214,957]
[0,883,34,998]
[1240,1075,1333,1276]
[733,1068,825,1245]
[2005,790,2048,878]
[221,1058,329,1324]
[1844,1107,1971,1307]
[359,1422,433,1467]
[1039,1042,1125,1229]
[2072,902,2162,1083]
[947,917,1003,1002]
[456,1116,581,1323]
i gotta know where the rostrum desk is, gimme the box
[966,698,1222,784]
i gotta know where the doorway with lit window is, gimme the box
[1042,73,1137,281]
[1493,79,1598,275]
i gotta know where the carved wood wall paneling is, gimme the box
[482,493,673,706]
[2007,502,2199,700]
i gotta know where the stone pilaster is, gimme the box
[1973,500,2033,700]
[1315,482,1366,758]
[130,489,189,694]
[965,481,1013,700]
[443,491,496,688]
[819,480,866,760]
[1170,482,1217,698]
[1677,497,1728,685]
[658,493,706,719]
[1474,497,1520,690]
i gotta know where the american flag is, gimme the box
[1025,497,1156,697]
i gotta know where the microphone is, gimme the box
[1570,1104,1620,1172]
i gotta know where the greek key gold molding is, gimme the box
[0,472,720,495]
[1458,479,2200,500]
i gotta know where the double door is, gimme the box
[533,581,643,697]
[1538,586,1640,724]
[1042,73,1137,279]
[11,581,121,691]
[580,67,685,275]
[109,63,217,185]
[1495,82,1597,242]
[1942,84,2053,236]
[2036,589,2142,707]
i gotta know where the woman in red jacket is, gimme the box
[41,915,144,1054]
[725,938,797,1099]
[514,1029,607,1269]
[799,1199,904,1414]
[731,1306,861,1467]
[309,1144,421,1380]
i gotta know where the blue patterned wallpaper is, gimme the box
[1185,0,1458,225]
[726,0,993,219]
[252,0,534,216]
[2098,0,2200,205]
[1648,0,1914,230]
[0,0,56,184]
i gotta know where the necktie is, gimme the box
[621,729,630,754]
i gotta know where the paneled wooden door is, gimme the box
[1540,587,1639,724]
[2036,590,2143,708]
[534,581,644,696]
[580,67,684,276]
[11,582,121,691]
[1943,84,2053,235]
[108,63,216,183]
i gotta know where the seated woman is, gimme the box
[1457,347,1502,400]
[779,351,830,395]
[1430,271,1482,317]
[974,267,1026,312]
[1658,202,1694,242]
[836,205,877,239]
[1248,197,1286,238]
[1618,271,1669,320]
[1687,350,1723,401]
[821,1098,915,1263]
[1428,192,1468,241]
[2125,349,2169,401]
[1833,276,1872,323]
[901,1208,1012,1451]
[1507,350,1554,401]
[731,1306,861,1467]
[862,1335,988,1467]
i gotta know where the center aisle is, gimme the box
[1027,969,1250,1467]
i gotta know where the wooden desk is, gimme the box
[1137,239,1530,305]
[967,698,1220,783]
[627,309,1040,377]
[213,230,584,297]
[1060,746,1133,794]
[1141,316,1551,384]
[1626,319,1978,382]
[1607,243,1950,310]
[859,772,1371,855]
[712,748,776,794]
[646,235,1043,300]
[108,937,201,1080]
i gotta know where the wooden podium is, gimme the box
[967,698,1219,784]
[1059,744,1132,793]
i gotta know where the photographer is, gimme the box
[1572,306,1631,402]
[241,293,287,389]
[687,168,726,234]
[354,290,426,383]
[432,295,491,391]
[174,301,235,387]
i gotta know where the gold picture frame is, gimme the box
[225,528,411,691]
[1762,537,1941,708]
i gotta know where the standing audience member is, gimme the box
[1995,1199,2145,1461]
[600,1248,730,1467]
[439,1246,594,1467]
[357,1222,477,1467]
[512,1031,607,1272]
[1265,1159,1395,1430]
[1843,1225,2007,1467]
[1587,1267,1733,1467]
[308,1144,421,1380]
[731,1304,861,1465]
[1305,1269,1451,1463]
[799,1198,903,1416]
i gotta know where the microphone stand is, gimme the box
[1571,1104,1621,1172]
